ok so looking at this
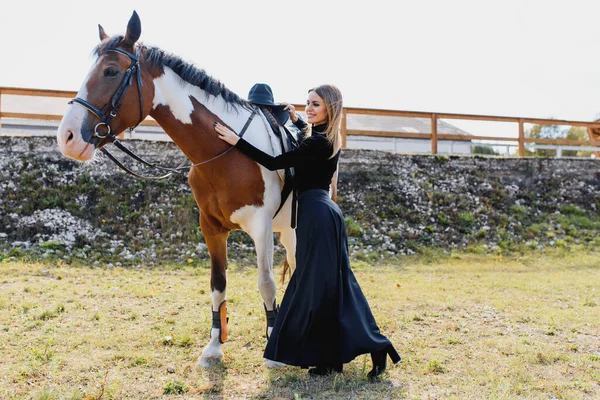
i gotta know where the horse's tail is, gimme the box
[275,231,292,284]
[280,258,291,285]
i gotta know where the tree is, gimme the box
[524,124,592,158]
[524,124,560,157]
[563,127,593,157]
[472,145,500,156]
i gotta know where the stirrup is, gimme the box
[211,300,229,343]
[264,300,279,339]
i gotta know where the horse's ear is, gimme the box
[98,24,109,41]
[123,10,141,47]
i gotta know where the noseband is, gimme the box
[69,47,144,141]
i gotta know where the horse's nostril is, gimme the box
[67,131,74,143]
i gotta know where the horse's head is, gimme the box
[57,11,154,161]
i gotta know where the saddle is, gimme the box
[258,106,300,228]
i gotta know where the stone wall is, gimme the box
[1,136,599,265]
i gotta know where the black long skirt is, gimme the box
[264,189,394,366]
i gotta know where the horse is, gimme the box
[56,11,297,368]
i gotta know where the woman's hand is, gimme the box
[214,122,240,146]
[280,102,298,123]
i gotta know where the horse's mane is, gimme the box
[95,36,249,107]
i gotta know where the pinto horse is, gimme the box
[56,11,297,367]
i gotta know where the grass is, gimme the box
[0,250,599,399]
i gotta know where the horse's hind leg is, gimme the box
[198,229,229,368]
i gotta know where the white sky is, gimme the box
[2,0,600,136]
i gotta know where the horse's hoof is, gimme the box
[198,354,223,368]
[264,358,286,368]
[198,346,224,368]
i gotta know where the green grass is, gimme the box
[0,249,599,399]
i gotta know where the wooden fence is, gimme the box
[2,86,600,157]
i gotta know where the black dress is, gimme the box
[235,122,397,367]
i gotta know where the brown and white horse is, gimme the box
[56,11,296,367]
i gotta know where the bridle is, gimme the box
[68,46,257,180]
[69,47,144,142]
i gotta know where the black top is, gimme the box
[236,120,340,194]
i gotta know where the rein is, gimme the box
[99,109,256,180]
[68,45,257,180]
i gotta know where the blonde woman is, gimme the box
[215,84,400,378]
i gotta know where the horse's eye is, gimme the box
[104,67,119,77]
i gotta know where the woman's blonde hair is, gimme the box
[306,84,343,158]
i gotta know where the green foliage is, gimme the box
[345,217,363,237]
[510,205,529,222]
[177,333,194,347]
[556,214,596,230]
[426,360,446,374]
[437,213,450,226]
[37,310,56,321]
[163,380,189,395]
[39,241,64,251]
[524,124,560,158]
[524,125,593,157]
[34,389,53,400]
[131,357,147,366]
[564,127,594,157]
[473,145,500,156]
[560,204,585,216]
[457,212,475,233]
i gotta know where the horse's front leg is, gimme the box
[248,215,290,368]
[198,229,229,368]
[249,218,277,337]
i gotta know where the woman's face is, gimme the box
[305,91,328,126]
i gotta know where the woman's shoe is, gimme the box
[308,364,343,376]
[367,345,401,380]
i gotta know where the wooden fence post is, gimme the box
[431,113,438,154]
[518,119,524,157]
[0,88,3,136]
[341,108,347,149]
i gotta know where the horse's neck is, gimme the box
[148,67,273,162]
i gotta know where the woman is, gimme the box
[214,84,400,379]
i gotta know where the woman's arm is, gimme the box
[214,122,326,171]
[292,116,308,133]
[281,102,308,132]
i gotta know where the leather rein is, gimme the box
[69,46,256,180]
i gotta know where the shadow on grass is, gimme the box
[257,361,402,400]
[195,364,228,399]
